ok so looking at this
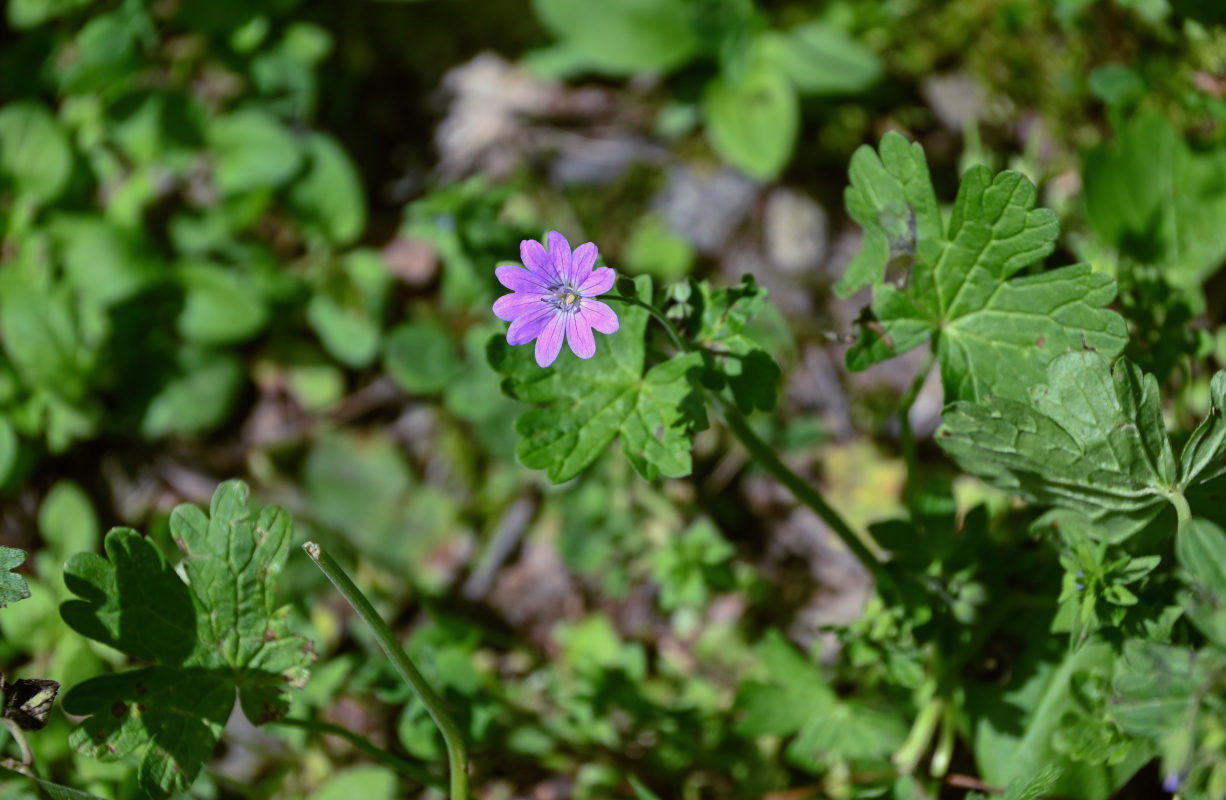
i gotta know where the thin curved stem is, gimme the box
[273,716,445,790]
[303,543,468,800]
[607,291,888,581]
[713,395,888,584]
[604,293,688,352]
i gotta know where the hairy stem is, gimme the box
[274,716,445,790]
[303,542,468,800]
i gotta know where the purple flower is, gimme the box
[493,231,620,368]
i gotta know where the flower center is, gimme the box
[549,283,582,312]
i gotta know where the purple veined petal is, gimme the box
[569,242,598,287]
[535,312,567,367]
[497,264,550,294]
[493,291,547,321]
[546,231,572,285]
[520,239,555,282]
[566,311,596,359]
[579,299,619,335]
[507,305,555,346]
[579,266,615,297]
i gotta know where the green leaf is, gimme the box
[0,102,72,202]
[311,766,398,800]
[0,416,17,487]
[60,481,312,797]
[968,635,1150,799]
[691,275,782,414]
[759,23,882,96]
[383,321,463,395]
[0,546,31,608]
[1112,640,1220,739]
[0,766,110,800]
[836,131,943,297]
[0,247,88,400]
[206,110,301,196]
[38,480,100,563]
[140,349,244,437]
[1178,371,1226,488]
[841,133,1127,403]
[531,0,700,76]
[288,132,366,246]
[937,351,1208,541]
[307,294,380,368]
[489,275,706,483]
[47,215,161,309]
[703,63,798,180]
[1176,518,1226,647]
[1083,113,1226,292]
[176,262,269,345]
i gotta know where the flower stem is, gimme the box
[713,396,888,584]
[608,291,889,582]
[274,716,446,790]
[303,542,468,800]
[1171,491,1193,526]
[899,351,936,504]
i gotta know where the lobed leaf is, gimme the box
[939,352,1226,541]
[490,275,706,483]
[60,481,312,798]
[841,133,1127,403]
[0,545,31,607]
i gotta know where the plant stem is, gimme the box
[274,716,445,790]
[1171,490,1193,526]
[899,351,935,504]
[609,291,888,582]
[303,542,468,800]
[1,718,32,767]
[713,394,888,584]
[604,293,688,352]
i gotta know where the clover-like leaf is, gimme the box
[489,275,706,483]
[60,481,312,798]
[840,132,1128,403]
[939,352,1225,542]
[0,545,31,608]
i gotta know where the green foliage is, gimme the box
[1083,113,1226,295]
[841,132,1128,403]
[649,520,735,611]
[702,62,798,182]
[0,546,31,607]
[939,353,1226,541]
[490,275,706,482]
[531,0,700,76]
[758,22,883,96]
[670,275,782,415]
[734,631,906,774]
[59,481,312,798]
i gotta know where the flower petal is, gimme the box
[507,305,554,345]
[520,239,555,281]
[497,264,549,293]
[547,231,572,285]
[569,242,598,286]
[493,291,547,321]
[535,312,566,367]
[580,299,619,335]
[579,267,615,297]
[566,311,596,359]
